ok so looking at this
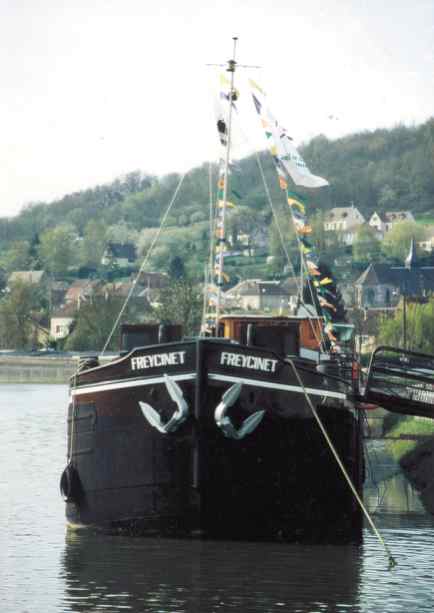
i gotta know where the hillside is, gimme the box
[0,118,433,279]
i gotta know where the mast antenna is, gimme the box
[206,38,260,327]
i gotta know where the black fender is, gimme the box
[60,463,82,503]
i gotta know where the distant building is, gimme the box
[136,271,169,290]
[65,279,101,307]
[101,242,137,268]
[419,234,434,253]
[224,278,300,312]
[368,211,415,237]
[50,281,69,308]
[324,206,365,245]
[354,240,434,308]
[8,270,46,286]
[50,303,77,341]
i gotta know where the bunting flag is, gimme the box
[218,200,236,208]
[210,72,243,296]
[249,79,348,348]
[249,80,329,189]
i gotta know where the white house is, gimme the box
[223,278,300,312]
[419,234,434,253]
[368,211,415,237]
[50,303,77,341]
[324,206,365,245]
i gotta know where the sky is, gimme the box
[1,0,433,218]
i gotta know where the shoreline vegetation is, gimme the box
[386,416,434,461]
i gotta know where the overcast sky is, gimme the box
[1,0,433,218]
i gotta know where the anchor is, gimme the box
[214,382,265,440]
[139,374,189,434]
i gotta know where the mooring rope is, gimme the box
[285,357,397,569]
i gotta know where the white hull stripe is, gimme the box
[71,371,346,402]
[71,373,197,397]
[208,373,347,400]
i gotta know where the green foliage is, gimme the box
[153,278,203,336]
[80,220,107,268]
[64,295,145,351]
[38,224,78,275]
[0,240,31,273]
[1,118,433,284]
[386,416,434,461]
[378,297,434,354]
[381,221,427,261]
[0,281,41,349]
[352,225,381,263]
[267,208,297,273]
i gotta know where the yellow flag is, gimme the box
[249,79,266,95]
[287,197,305,214]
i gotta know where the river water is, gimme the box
[2,384,434,612]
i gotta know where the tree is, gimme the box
[39,224,77,275]
[153,278,203,336]
[80,220,107,268]
[352,225,381,263]
[64,294,145,351]
[168,255,186,280]
[378,297,434,354]
[0,281,40,349]
[226,206,264,254]
[106,221,139,245]
[267,211,297,274]
[382,221,427,262]
[0,241,31,272]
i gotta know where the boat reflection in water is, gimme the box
[61,528,362,613]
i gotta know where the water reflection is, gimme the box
[61,530,362,612]
[364,440,426,515]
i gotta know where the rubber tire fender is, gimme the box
[60,463,82,502]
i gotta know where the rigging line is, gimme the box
[232,80,328,350]
[234,92,327,350]
[254,151,327,351]
[100,171,187,356]
[285,357,397,569]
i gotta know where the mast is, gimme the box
[215,36,238,323]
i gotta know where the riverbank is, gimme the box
[381,416,434,516]
[0,354,77,384]
[0,352,116,384]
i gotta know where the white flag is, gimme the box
[250,81,329,189]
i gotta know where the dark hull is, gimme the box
[64,339,364,542]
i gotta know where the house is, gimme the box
[50,303,77,341]
[223,278,300,312]
[419,233,434,253]
[101,242,137,268]
[354,243,434,308]
[324,206,365,246]
[8,270,46,287]
[136,271,169,290]
[368,211,415,237]
[64,279,101,307]
[230,227,269,256]
[50,281,69,308]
